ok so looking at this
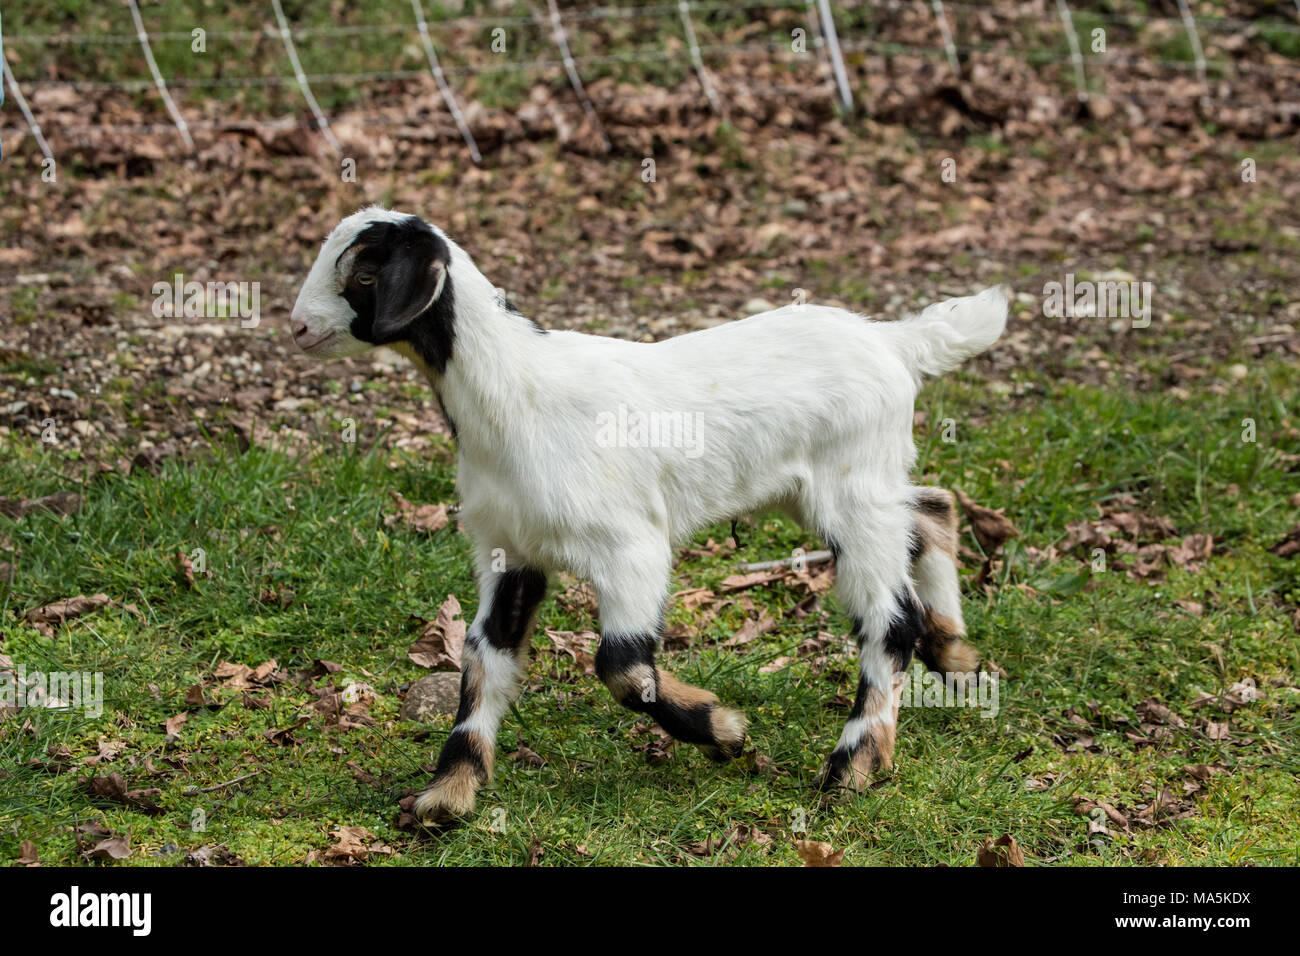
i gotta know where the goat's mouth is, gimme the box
[296,329,339,354]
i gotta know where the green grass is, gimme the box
[1,359,1297,866]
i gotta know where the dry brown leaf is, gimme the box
[976,833,1025,867]
[1267,521,1300,558]
[718,569,786,592]
[955,490,1020,554]
[544,628,598,675]
[24,593,113,635]
[724,610,776,646]
[320,825,392,864]
[86,772,162,812]
[408,594,467,670]
[17,840,39,866]
[795,839,844,866]
[162,712,188,736]
[509,744,546,766]
[384,492,449,534]
[85,831,131,861]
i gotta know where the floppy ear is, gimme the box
[371,236,447,340]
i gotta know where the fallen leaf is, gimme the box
[1267,521,1300,558]
[162,712,188,736]
[85,830,131,861]
[795,839,844,867]
[316,825,393,864]
[24,593,113,635]
[718,569,786,592]
[956,490,1020,553]
[543,628,598,675]
[408,595,467,670]
[976,833,1025,867]
[508,744,546,767]
[86,772,162,812]
[384,492,450,534]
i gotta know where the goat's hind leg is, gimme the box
[910,487,979,676]
[816,502,921,794]
[414,564,547,826]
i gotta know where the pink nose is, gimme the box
[291,320,309,340]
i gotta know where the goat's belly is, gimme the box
[662,458,807,540]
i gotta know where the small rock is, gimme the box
[742,297,775,315]
[399,672,462,721]
[132,440,180,475]
[1227,364,1248,381]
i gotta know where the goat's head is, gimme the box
[291,207,456,371]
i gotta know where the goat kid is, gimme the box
[291,207,1007,825]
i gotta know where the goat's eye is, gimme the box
[356,273,376,286]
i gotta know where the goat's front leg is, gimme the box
[414,565,547,826]
[593,555,747,761]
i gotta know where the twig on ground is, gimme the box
[738,550,834,572]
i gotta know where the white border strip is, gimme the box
[270,0,341,156]
[126,0,194,150]
[815,0,852,109]
[930,0,960,75]
[1054,0,1088,102]
[1175,0,1208,90]
[411,0,482,162]
[2,54,55,162]
[678,0,720,113]
[546,0,611,150]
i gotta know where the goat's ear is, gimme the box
[372,238,446,340]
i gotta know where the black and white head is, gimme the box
[290,207,456,371]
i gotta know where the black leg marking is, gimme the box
[596,633,746,759]
[882,590,924,673]
[483,567,547,652]
[431,726,488,779]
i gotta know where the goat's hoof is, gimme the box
[697,705,748,762]
[814,749,878,800]
[413,780,477,828]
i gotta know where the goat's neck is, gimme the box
[395,254,546,446]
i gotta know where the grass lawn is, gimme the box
[1,357,1297,866]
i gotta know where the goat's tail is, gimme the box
[884,285,1010,378]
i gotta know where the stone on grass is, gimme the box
[400,672,462,721]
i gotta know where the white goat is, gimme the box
[291,206,1007,825]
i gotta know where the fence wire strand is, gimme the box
[2,1,1297,163]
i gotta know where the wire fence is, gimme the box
[3,0,1299,165]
